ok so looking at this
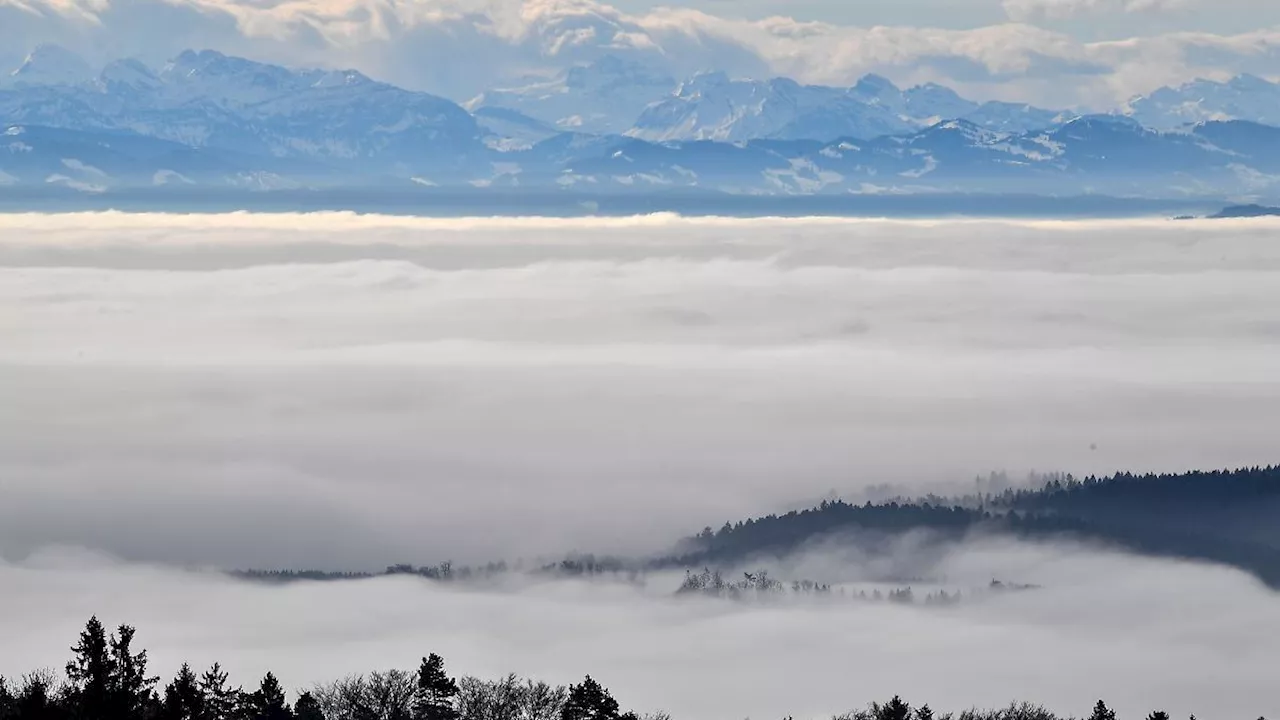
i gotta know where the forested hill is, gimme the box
[664,466,1280,587]
[233,466,1280,590]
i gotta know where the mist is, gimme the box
[1,541,1277,720]
[3,213,1280,568]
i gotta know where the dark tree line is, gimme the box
[231,465,1280,591]
[0,617,662,720]
[661,465,1280,587]
[2,620,1259,720]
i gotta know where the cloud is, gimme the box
[1002,0,1191,23]
[3,213,1280,569]
[0,0,1279,107]
[0,540,1278,720]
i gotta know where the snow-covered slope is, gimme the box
[626,72,1070,143]
[5,44,95,88]
[1125,75,1280,131]
[4,44,1280,197]
[0,47,487,178]
[467,55,675,135]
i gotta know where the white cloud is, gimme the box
[1,0,1280,107]
[1002,0,1191,22]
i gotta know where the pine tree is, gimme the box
[199,664,244,720]
[1146,712,1170,720]
[873,696,912,720]
[162,664,205,720]
[915,705,935,720]
[109,624,159,718]
[1089,701,1117,720]
[66,616,113,719]
[560,676,620,720]
[292,693,323,720]
[245,674,291,720]
[412,654,459,720]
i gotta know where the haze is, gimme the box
[2,213,1279,568]
[0,541,1277,720]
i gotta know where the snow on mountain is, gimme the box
[962,101,1074,134]
[6,44,95,88]
[626,72,1069,143]
[473,107,561,151]
[627,72,903,142]
[1125,75,1280,131]
[4,45,1280,197]
[467,55,676,135]
[2,49,486,178]
[95,59,163,94]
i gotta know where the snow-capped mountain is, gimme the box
[466,55,675,135]
[521,116,1280,197]
[1125,74,1280,131]
[0,47,487,178]
[4,44,1280,198]
[626,72,1072,143]
[5,44,95,88]
[627,72,915,142]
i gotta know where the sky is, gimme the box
[3,0,1280,108]
[4,213,1280,569]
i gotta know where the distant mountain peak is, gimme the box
[9,44,94,87]
[562,55,673,91]
[96,58,161,92]
[311,69,373,89]
[852,73,900,99]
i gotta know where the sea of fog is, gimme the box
[2,213,1280,719]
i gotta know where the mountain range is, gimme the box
[4,44,1280,199]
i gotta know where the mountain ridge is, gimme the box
[4,45,1280,199]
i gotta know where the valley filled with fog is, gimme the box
[2,213,1280,719]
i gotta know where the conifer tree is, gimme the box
[1146,712,1170,720]
[873,696,912,720]
[110,624,159,718]
[199,664,244,720]
[162,663,205,720]
[412,654,459,720]
[246,673,291,720]
[560,676,620,720]
[1089,701,1117,720]
[66,616,113,718]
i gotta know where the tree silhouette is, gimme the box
[161,663,205,720]
[246,673,291,720]
[1089,701,1117,720]
[873,696,912,720]
[109,624,159,718]
[65,616,112,718]
[560,676,621,720]
[413,654,459,720]
[199,664,243,720]
[292,693,323,720]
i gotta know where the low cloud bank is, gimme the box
[0,540,1276,720]
[2,214,1280,567]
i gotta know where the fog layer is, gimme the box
[2,214,1280,566]
[1,543,1276,720]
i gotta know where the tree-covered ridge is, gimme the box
[0,618,1247,720]
[668,465,1280,587]
[232,465,1280,591]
